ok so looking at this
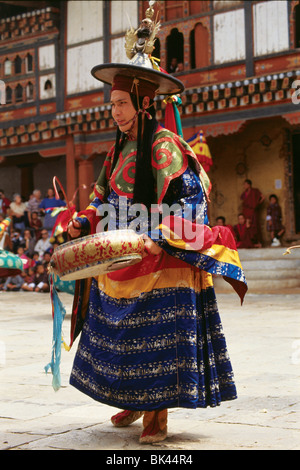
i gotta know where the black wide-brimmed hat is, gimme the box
[91,61,184,96]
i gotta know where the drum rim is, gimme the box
[55,253,143,280]
[52,228,143,252]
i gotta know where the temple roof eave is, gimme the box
[0,69,300,153]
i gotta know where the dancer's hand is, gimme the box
[142,234,163,256]
[68,219,81,238]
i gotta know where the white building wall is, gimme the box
[67,41,103,94]
[38,44,56,70]
[110,1,138,63]
[67,0,103,43]
[110,0,138,34]
[111,37,128,64]
[38,44,56,99]
[253,1,289,56]
[213,9,246,64]
[66,0,104,94]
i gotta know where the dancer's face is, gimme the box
[111,90,137,136]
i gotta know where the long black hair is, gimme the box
[106,94,158,208]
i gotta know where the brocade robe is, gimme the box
[69,127,247,411]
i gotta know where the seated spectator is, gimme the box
[34,263,50,292]
[39,188,66,236]
[233,214,256,248]
[29,211,43,240]
[23,228,36,257]
[1,274,24,291]
[22,263,49,292]
[34,229,52,260]
[9,193,28,234]
[11,229,25,254]
[21,267,35,291]
[31,251,40,265]
[215,216,235,239]
[42,250,52,268]
[0,189,11,216]
[16,246,34,270]
[26,189,42,218]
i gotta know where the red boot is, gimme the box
[111,410,144,427]
[139,409,168,444]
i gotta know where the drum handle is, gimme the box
[53,176,88,234]
[52,176,87,218]
[53,176,73,218]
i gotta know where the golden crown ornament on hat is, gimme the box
[91,1,184,97]
[125,1,161,65]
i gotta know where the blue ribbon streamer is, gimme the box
[44,273,67,391]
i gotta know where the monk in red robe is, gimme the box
[241,179,264,246]
[233,214,255,248]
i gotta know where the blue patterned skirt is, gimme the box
[70,254,237,411]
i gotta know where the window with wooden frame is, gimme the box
[15,83,23,102]
[14,55,22,74]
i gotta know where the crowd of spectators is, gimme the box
[214,179,285,249]
[0,187,66,293]
[1,178,286,292]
